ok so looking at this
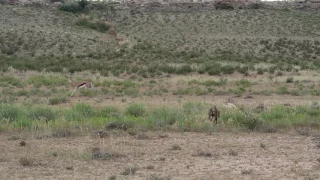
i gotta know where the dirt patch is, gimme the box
[0,131,319,179]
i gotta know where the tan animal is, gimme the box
[68,75,93,97]
[208,106,220,124]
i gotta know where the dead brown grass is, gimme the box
[0,131,319,179]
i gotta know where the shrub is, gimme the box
[276,86,289,95]
[238,66,249,75]
[98,105,119,117]
[49,96,68,105]
[125,103,146,117]
[28,107,56,122]
[176,65,193,74]
[236,79,252,87]
[286,77,294,83]
[268,66,277,74]
[121,166,138,175]
[159,65,176,74]
[28,75,67,87]
[261,106,287,121]
[202,80,219,87]
[183,102,206,116]
[221,65,235,74]
[214,1,234,10]
[19,157,34,166]
[147,107,183,128]
[0,76,21,87]
[58,2,84,13]
[16,90,29,96]
[257,68,264,75]
[65,103,96,121]
[0,104,21,122]
[248,2,263,9]
[124,87,139,97]
[75,18,111,33]
[207,68,221,76]
[74,104,95,117]
[78,0,89,10]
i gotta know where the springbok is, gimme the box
[68,75,93,97]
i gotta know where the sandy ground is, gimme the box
[0,131,319,180]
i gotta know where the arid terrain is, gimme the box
[1,1,320,179]
[1,131,320,180]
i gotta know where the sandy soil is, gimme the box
[0,131,319,180]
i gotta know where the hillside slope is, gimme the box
[1,3,320,74]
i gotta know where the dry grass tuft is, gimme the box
[171,144,182,150]
[91,147,125,160]
[148,174,172,180]
[241,169,253,175]
[128,129,137,136]
[19,157,34,166]
[108,175,117,180]
[51,130,74,138]
[158,157,166,161]
[105,122,128,131]
[146,165,155,170]
[19,141,26,146]
[296,128,309,136]
[121,165,139,176]
[136,132,149,140]
[194,149,212,157]
[229,149,238,156]
[7,136,20,141]
[65,166,74,170]
[158,134,169,138]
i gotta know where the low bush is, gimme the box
[147,107,183,129]
[98,105,120,117]
[0,104,22,122]
[125,103,146,117]
[176,65,193,75]
[221,65,235,74]
[58,2,84,13]
[49,96,68,105]
[28,107,56,122]
[75,18,111,33]
[28,75,67,87]
[0,76,22,87]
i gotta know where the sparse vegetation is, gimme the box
[125,103,146,117]
[121,165,139,175]
[49,96,68,105]
[19,157,34,166]
[1,2,320,179]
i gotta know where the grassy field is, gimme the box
[0,1,320,179]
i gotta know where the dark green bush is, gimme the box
[214,2,234,10]
[58,3,83,13]
[221,65,235,74]
[75,18,111,33]
[78,0,89,10]
[176,65,193,75]
[286,77,294,83]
